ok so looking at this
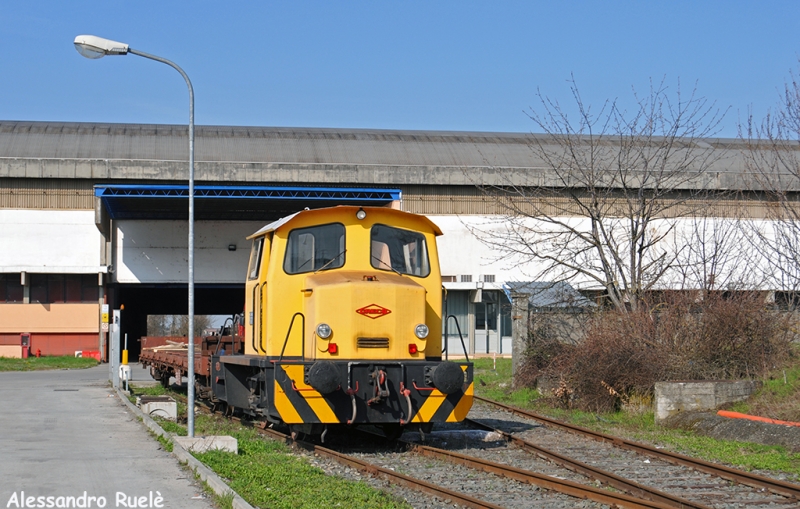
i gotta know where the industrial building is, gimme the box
[0,120,792,359]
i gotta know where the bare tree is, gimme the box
[743,66,800,294]
[473,78,726,311]
[672,213,761,291]
[146,314,169,336]
[147,315,213,337]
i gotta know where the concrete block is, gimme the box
[655,380,762,424]
[175,436,238,454]
[137,395,177,421]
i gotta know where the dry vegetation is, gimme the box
[517,292,798,413]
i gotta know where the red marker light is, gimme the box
[328,343,338,354]
[408,343,418,355]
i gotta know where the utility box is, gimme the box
[137,395,178,421]
[20,333,30,359]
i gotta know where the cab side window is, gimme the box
[284,223,345,274]
[248,237,264,280]
[370,224,430,277]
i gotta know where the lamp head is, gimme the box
[73,35,129,59]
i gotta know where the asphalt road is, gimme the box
[0,364,213,509]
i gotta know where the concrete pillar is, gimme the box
[21,271,29,304]
[98,273,105,362]
[511,292,529,387]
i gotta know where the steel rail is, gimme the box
[251,424,505,509]
[475,395,800,501]
[465,418,709,509]
[405,441,675,509]
[192,398,675,508]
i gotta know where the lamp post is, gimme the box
[74,35,197,437]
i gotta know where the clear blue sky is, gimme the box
[2,1,798,138]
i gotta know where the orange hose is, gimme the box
[717,410,800,427]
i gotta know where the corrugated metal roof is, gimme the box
[0,120,751,174]
[504,281,596,309]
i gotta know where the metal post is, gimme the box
[128,48,196,437]
[110,310,121,389]
[443,288,448,360]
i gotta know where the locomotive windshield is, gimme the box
[370,224,430,277]
[284,223,345,274]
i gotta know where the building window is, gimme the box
[30,274,98,303]
[481,275,496,283]
[460,275,472,283]
[442,275,457,282]
[0,274,24,303]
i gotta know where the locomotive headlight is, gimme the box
[414,324,429,339]
[316,323,333,339]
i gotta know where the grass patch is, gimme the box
[145,427,174,452]
[154,417,187,437]
[133,399,408,509]
[473,357,800,479]
[205,486,233,509]
[0,355,99,371]
[649,430,800,475]
[726,362,800,422]
[194,426,408,509]
[130,384,171,397]
[473,357,543,404]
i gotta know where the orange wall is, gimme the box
[30,333,99,356]
[0,303,99,333]
[0,345,22,358]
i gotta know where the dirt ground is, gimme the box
[664,411,800,452]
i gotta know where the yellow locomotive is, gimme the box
[210,205,474,437]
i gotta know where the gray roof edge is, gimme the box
[0,119,751,145]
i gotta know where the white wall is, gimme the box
[431,215,537,283]
[115,220,266,284]
[430,214,786,291]
[0,210,102,273]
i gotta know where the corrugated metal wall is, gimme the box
[0,177,785,219]
[400,185,779,219]
[0,178,93,209]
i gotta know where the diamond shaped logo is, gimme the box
[356,303,392,319]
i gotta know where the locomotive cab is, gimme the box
[212,206,473,436]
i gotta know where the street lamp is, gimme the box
[74,35,197,438]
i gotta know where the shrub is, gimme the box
[519,291,797,412]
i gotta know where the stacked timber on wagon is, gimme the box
[139,334,244,394]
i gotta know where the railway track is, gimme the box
[163,390,800,508]
[194,397,665,507]
[468,396,800,508]
[257,420,672,509]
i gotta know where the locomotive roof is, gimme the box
[247,205,443,239]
